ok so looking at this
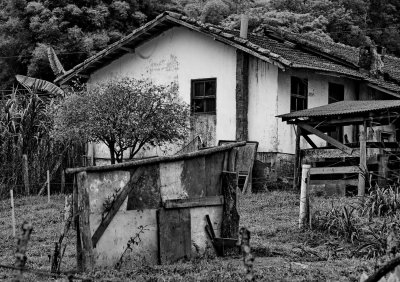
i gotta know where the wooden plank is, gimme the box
[221,171,240,239]
[310,166,359,175]
[77,172,95,271]
[164,196,224,209]
[127,164,160,210]
[158,208,191,264]
[302,133,317,148]
[302,148,382,160]
[205,152,225,196]
[298,123,353,155]
[66,141,246,174]
[181,156,206,197]
[309,179,358,186]
[91,167,144,247]
[206,214,216,240]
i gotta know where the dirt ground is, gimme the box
[0,191,377,281]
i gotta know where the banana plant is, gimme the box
[16,75,64,97]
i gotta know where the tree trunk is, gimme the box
[109,143,116,165]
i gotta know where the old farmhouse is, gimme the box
[55,12,400,181]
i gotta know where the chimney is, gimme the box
[240,14,249,39]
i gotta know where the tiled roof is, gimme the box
[55,11,400,95]
[278,100,400,120]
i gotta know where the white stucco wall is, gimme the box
[276,69,358,154]
[248,57,279,152]
[87,26,237,160]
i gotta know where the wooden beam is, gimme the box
[298,122,353,154]
[301,133,317,148]
[309,179,358,186]
[293,126,301,190]
[66,141,246,174]
[164,196,224,209]
[120,46,134,53]
[91,167,144,247]
[310,166,359,175]
[358,120,367,196]
[302,148,381,161]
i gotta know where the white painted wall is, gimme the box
[248,57,279,152]
[88,26,237,160]
[276,69,358,154]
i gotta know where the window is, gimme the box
[328,83,344,104]
[290,77,308,112]
[191,78,216,114]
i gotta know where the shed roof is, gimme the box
[278,100,400,121]
[54,12,400,95]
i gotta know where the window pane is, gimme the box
[291,97,297,111]
[205,98,216,112]
[205,80,216,96]
[194,82,205,97]
[193,99,205,112]
[291,77,298,94]
[328,83,344,104]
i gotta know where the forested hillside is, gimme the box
[0,0,399,89]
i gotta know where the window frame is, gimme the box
[190,78,217,115]
[290,76,308,112]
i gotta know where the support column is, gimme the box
[358,120,367,196]
[236,50,249,141]
[293,126,301,190]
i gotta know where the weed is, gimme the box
[101,187,121,220]
[313,205,361,243]
[358,185,400,218]
[115,225,149,270]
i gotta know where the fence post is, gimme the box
[10,189,16,237]
[47,170,50,203]
[22,154,30,195]
[299,164,311,229]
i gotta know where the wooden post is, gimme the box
[221,171,240,239]
[47,170,50,203]
[10,189,16,237]
[77,172,94,272]
[299,164,311,229]
[293,126,301,190]
[14,221,33,281]
[60,168,65,194]
[22,154,29,195]
[238,227,254,281]
[358,121,367,197]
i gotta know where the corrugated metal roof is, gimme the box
[278,100,400,120]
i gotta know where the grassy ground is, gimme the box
[0,191,379,281]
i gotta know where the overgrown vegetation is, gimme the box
[0,87,71,198]
[1,0,399,89]
[312,185,400,259]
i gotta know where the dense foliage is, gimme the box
[1,0,399,90]
[53,78,190,164]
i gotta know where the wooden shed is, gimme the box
[66,142,246,271]
[278,100,400,196]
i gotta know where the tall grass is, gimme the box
[312,185,400,258]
